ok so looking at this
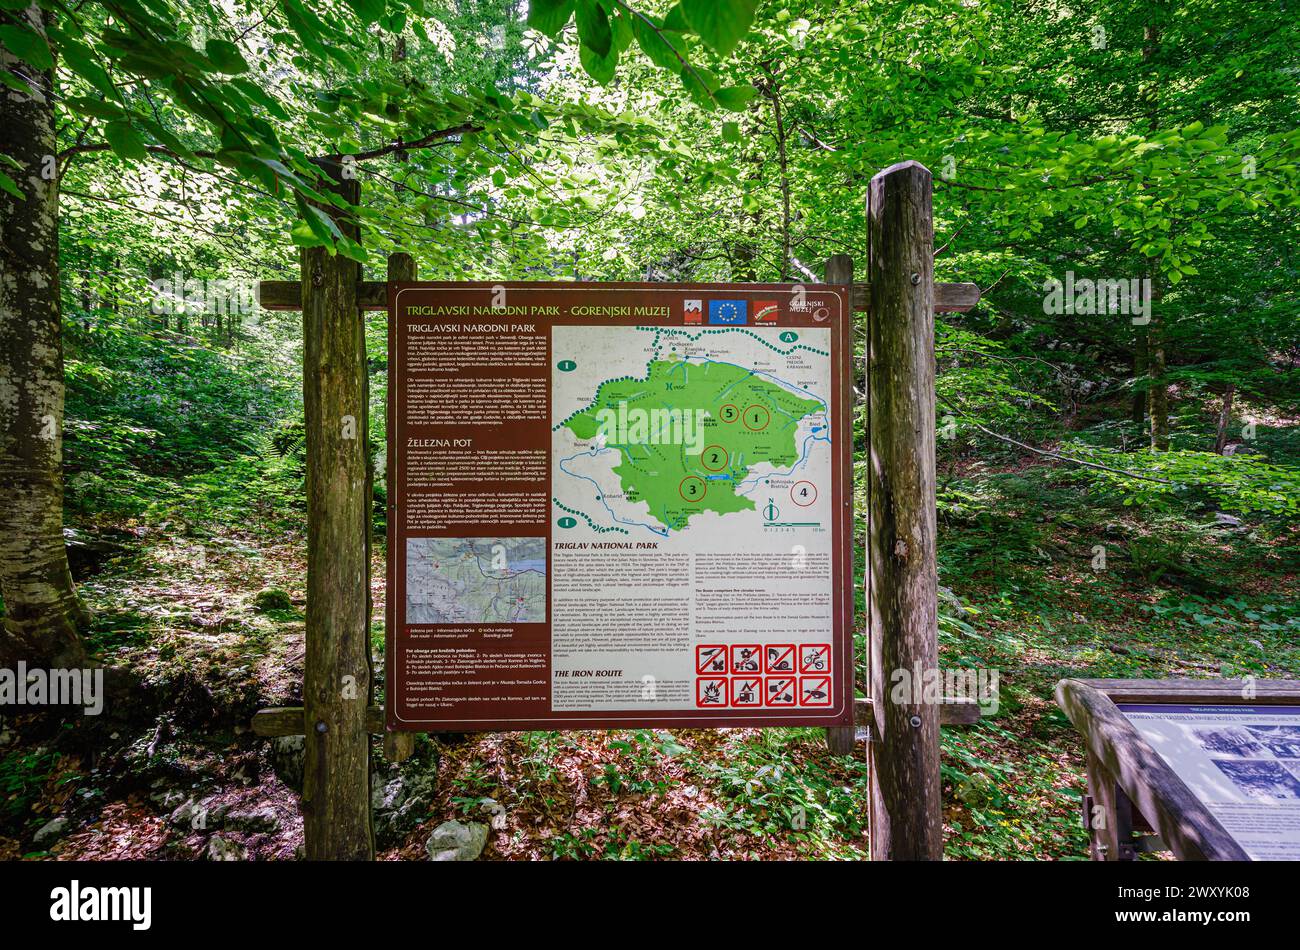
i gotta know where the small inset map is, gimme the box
[406,537,546,624]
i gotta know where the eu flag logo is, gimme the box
[708,300,748,325]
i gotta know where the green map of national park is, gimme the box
[561,357,824,531]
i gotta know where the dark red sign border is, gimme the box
[386,281,854,731]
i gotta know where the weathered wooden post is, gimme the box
[825,253,857,758]
[383,252,417,765]
[301,159,374,860]
[867,160,942,860]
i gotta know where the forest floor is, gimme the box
[2,443,1297,861]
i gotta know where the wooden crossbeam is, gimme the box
[853,281,980,313]
[259,280,388,311]
[855,695,982,728]
[251,696,980,739]
[254,705,386,737]
[256,280,981,313]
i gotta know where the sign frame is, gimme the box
[1056,677,1300,861]
[385,281,855,732]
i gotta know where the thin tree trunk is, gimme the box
[1141,24,1170,452]
[1147,294,1169,451]
[0,4,89,667]
[1131,330,1147,427]
[1213,384,1235,454]
[761,63,792,281]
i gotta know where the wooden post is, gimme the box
[383,252,417,765]
[867,160,942,860]
[1084,751,1136,861]
[301,160,374,860]
[825,253,857,758]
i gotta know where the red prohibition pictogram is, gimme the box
[730,644,761,674]
[800,676,833,707]
[765,677,797,706]
[696,678,728,707]
[799,643,831,674]
[731,678,762,706]
[764,643,796,674]
[696,645,728,674]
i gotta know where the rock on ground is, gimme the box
[269,735,305,793]
[425,820,487,861]
[205,834,248,861]
[372,762,438,848]
[33,816,68,846]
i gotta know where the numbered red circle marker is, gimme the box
[742,405,771,431]
[679,476,707,502]
[700,445,728,471]
[791,481,818,506]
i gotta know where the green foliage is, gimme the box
[0,747,79,833]
[6,0,1296,863]
[592,729,685,795]
[700,734,869,857]
[1062,443,1300,518]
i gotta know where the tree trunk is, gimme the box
[300,161,374,860]
[761,64,792,282]
[1147,296,1169,451]
[0,5,88,668]
[1141,25,1170,452]
[1130,330,1147,427]
[1213,383,1235,455]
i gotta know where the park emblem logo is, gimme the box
[754,300,780,323]
[683,298,703,324]
[707,299,748,324]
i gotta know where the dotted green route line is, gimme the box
[552,497,629,535]
[645,325,829,358]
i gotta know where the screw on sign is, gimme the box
[697,678,728,707]
[765,644,795,673]
[731,678,762,706]
[731,644,761,673]
[766,677,796,706]
[799,644,831,673]
[696,645,728,674]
